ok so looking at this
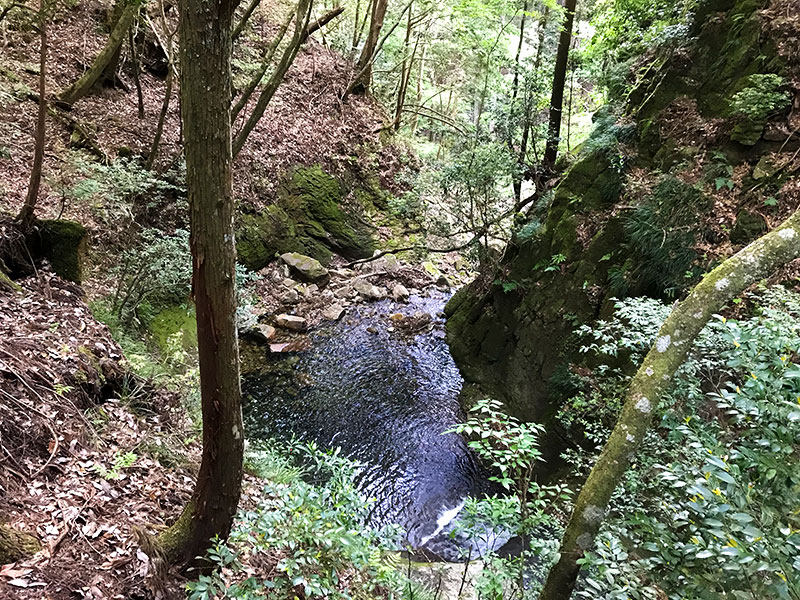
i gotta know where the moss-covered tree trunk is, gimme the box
[58,0,142,105]
[538,208,800,600]
[157,0,244,566]
[0,523,41,564]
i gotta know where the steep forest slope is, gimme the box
[446,0,800,425]
[0,1,413,596]
[0,0,410,279]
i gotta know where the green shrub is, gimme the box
[55,154,183,225]
[109,228,191,326]
[566,288,800,599]
[622,176,708,298]
[187,442,406,600]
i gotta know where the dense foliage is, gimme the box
[559,288,800,599]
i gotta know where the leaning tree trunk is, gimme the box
[0,523,41,564]
[58,0,142,105]
[156,0,244,566]
[350,0,387,95]
[17,0,48,229]
[538,208,800,600]
[542,0,576,170]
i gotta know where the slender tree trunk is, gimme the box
[58,0,141,105]
[350,0,387,94]
[510,0,529,202]
[538,209,800,600]
[233,3,343,156]
[511,0,528,102]
[232,0,312,156]
[156,0,244,566]
[231,6,295,121]
[17,0,47,228]
[409,41,425,134]
[393,4,415,130]
[351,0,372,59]
[100,0,126,86]
[542,0,576,169]
[129,20,144,118]
[145,70,172,170]
[232,0,261,41]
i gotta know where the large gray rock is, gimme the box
[276,314,307,331]
[353,278,386,301]
[392,284,410,303]
[280,252,330,287]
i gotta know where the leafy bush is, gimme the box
[109,228,192,326]
[187,442,406,600]
[729,74,789,123]
[447,399,570,596]
[621,176,708,298]
[55,154,184,225]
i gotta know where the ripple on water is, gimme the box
[242,290,507,559]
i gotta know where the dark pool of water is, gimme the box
[242,290,509,560]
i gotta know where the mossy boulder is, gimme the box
[149,304,197,356]
[35,219,87,283]
[236,166,376,271]
[280,166,375,260]
[731,210,767,245]
[236,205,326,271]
[280,252,330,286]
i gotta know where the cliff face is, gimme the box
[445,0,799,422]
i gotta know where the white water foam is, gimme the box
[419,499,466,546]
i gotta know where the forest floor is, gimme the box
[0,1,429,598]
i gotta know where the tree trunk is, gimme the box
[350,0,387,95]
[538,208,800,600]
[511,0,528,102]
[145,69,172,170]
[393,4,415,130]
[17,0,48,229]
[542,0,575,170]
[233,2,344,156]
[156,0,244,566]
[409,41,425,134]
[231,6,298,122]
[0,523,41,564]
[58,0,141,105]
[100,0,127,87]
[231,0,261,41]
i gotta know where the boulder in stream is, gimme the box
[322,304,346,321]
[353,278,386,301]
[276,314,307,331]
[280,252,330,287]
[240,323,276,343]
[392,284,410,302]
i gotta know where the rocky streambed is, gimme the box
[239,253,510,561]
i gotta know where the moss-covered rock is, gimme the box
[281,166,375,260]
[35,219,87,283]
[236,205,321,271]
[731,210,768,245]
[236,166,377,270]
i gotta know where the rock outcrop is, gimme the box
[446,0,798,423]
[237,166,377,270]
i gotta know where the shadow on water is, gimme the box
[242,290,509,561]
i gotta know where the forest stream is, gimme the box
[242,290,510,561]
